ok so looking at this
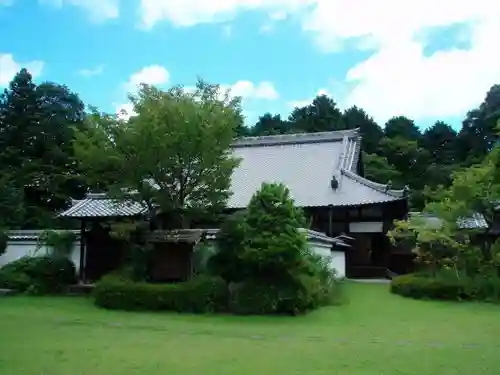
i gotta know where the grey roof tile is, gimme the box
[6,230,80,241]
[457,213,489,229]
[60,194,148,218]
[60,129,407,217]
[203,228,349,247]
[228,129,405,208]
[409,212,489,230]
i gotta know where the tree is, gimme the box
[0,69,43,228]
[379,136,431,209]
[74,79,243,228]
[0,70,88,228]
[422,121,457,165]
[288,94,344,133]
[389,131,500,277]
[362,152,404,187]
[456,85,500,165]
[0,69,40,181]
[384,116,421,141]
[241,182,308,281]
[251,113,288,136]
[342,106,383,154]
[208,210,248,282]
[24,82,88,226]
[0,174,25,229]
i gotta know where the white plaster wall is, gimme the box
[330,250,346,278]
[0,240,81,272]
[308,241,346,278]
[349,221,383,233]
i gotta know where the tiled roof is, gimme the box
[59,194,148,218]
[457,213,489,229]
[60,129,407,217]
[203,228,350,248]
[228,128,406,208]
[7,230,80,241]
[409,212,489,230]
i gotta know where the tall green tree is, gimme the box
[74,79,243,228]
[342,106,383,154]
[389,132,500,276]
[0,69,40,177]
[0,174,25,229]
[362,152,404,187]
[0,69,88,228]
[384,116,421,141]
[251,113,288,136]
[288,94,344,133]
[25,82,88,221]
[379,137,431,209]
[422,121,457,165]
[456,84,500,165]
[0,69,43,227]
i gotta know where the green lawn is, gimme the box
[1,283,499,375]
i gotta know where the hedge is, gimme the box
[0,256,76,294]
[93,274,229,313]
[94,272,342,315]
[390,273,500,302]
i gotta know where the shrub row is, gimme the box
[93,274,229,313]
[390,273,500,302]
[93,272,343,315]
[0,256,76,295]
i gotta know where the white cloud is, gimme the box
[137,0,311,30]
[182,80,279,102]
[124,64,170,92]
[115,102,136,121]
[39,0,120,21]
[288,88,330,108]
[135,0,500,122]
[116,78,278,120]
[116,65,170,120]
[223,80,279,100]
[0,54,44,86]
[78,64,105,77]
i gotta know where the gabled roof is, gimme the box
[228,128,406,208]
[59,129,408,218]
[59,193,148,218]
[408,212,489,230]
[6,230,80,241]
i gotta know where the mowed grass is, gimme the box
[1,283,499,375]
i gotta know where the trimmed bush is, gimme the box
[229,274,320,315]
[390,273,500,302]
[0,256,76,294]
[93,274,229,313]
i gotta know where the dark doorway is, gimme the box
[84,227,127,282]
[148,242,193,283]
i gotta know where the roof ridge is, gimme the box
[340,135,361,172]
[340,169,407,198]
[233,128,360,148]
[58,198,90,217]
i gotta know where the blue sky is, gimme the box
[1,1,498,129]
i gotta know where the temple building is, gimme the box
[60,129,410,280]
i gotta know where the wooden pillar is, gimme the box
[328,205,333,237]
[79,219,86,283]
